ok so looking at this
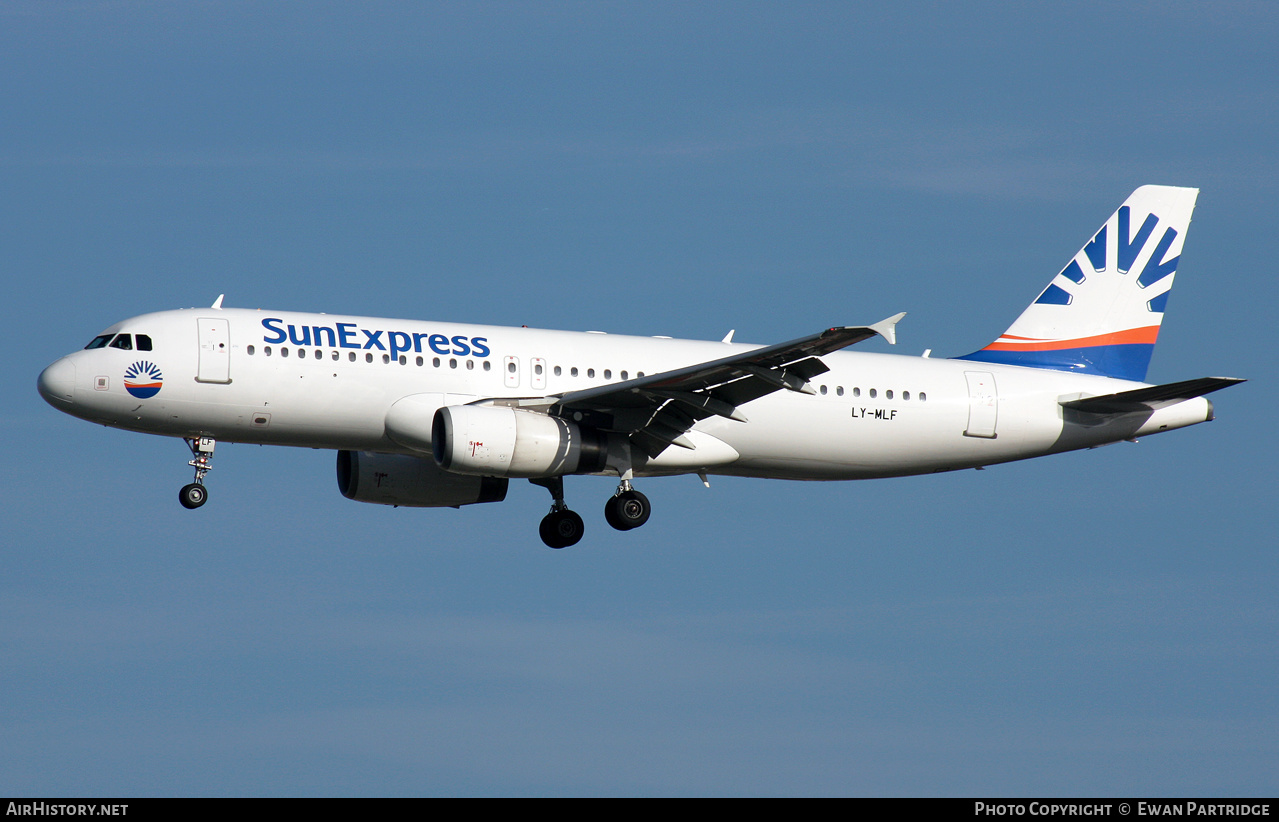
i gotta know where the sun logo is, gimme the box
[1039,206,1180,312]
[124,361,163,399]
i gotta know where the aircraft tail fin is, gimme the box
[958,185,1199,382]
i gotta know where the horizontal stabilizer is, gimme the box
[1060,377,1245,415]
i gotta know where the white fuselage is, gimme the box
[39,307,1213,481]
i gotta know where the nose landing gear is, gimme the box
[179,437,215,509]
[179,483,207,509]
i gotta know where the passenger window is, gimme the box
[281,348,290,358]
[348,352,356,362]
[315,350,322,360]
[109,334,133,351]
[869,388,876,398]
[820,385,828,395]
[84,334,113,350]
[416,356,424,366]
[836,386,844,396]
[571,367,579,377]
[903,391,910,401]
[135,334,153,351]
[365,353,373,363]
[554,366,562,377]
[620,370,628,380]
[247,345,255,355]
[852,387,860,397]
[604,369,612,379]
[483,361,491,371]
[886,390,893,400]
[919,392,927,402]
[587,369,595,378]
[265,346,273,356]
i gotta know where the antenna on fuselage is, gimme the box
[211,294,225,309]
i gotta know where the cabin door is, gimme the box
[196,318,231,384]
[963,371,998,438]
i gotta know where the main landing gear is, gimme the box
[604,480,651,531]
[179,437,215,510]
[531,476,653,548]
[531,476,585,549]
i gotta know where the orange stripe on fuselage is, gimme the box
[982,325,1161,352]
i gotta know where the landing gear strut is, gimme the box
[531,476,584,549]
[179,436,215,510]
[604,479,651,531]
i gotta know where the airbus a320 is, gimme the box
[38,186,1243,547]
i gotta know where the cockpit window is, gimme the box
[109,334,133,351]
[135,334,153,351]
[84,334,113,350]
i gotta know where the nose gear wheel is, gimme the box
[179,437,215,509]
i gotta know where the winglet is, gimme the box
[869,312,906,346]
[211,294,225,309]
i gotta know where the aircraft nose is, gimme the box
[37,357,77,405]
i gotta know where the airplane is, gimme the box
[37,185,1243,548]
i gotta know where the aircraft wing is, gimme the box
[543,314,905,457]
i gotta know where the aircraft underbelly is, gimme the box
[702,381,1068,480]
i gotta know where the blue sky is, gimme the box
[3,1,1276,796]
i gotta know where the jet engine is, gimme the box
[336,450,508,508]
[432,405,608,478]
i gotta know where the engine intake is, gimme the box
[432,405,608,478]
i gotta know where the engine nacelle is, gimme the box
[336,450,508,508]
[432,405,608,478]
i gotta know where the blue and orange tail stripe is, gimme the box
[962,326,1161,381]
